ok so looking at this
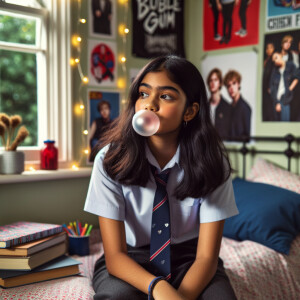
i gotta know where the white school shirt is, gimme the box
[84,144,238,247]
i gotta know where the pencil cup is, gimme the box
[68,235,90,256]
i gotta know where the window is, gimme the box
[0,0,72,167]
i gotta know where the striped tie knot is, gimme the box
[152,167,171,186]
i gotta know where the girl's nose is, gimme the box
[144,98,159,112]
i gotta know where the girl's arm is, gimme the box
[177,220,225,300]
[99,216,186,300]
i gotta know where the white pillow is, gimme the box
[247,158,300,194]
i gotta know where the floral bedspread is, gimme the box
[220,234,300,300]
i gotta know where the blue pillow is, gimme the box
[223,177,300,254]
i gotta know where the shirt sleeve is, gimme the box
[84,145,125,221]
[293,66,300,81]
[199,175,238,223]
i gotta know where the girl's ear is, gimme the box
[183,102,200,122]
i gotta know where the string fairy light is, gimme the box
[72,164,79,171]
[70,0,90,169]
[71,0,129,169]
[119,0,129,107]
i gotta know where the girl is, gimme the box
[84,55,238,300]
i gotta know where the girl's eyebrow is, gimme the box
[139,82,180,95]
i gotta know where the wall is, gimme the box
[74,0,299,173]
[0,177,97,226]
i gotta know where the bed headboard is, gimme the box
[225,134,300,179]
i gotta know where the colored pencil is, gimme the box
[80,223,88,236]
[86,224,93,236]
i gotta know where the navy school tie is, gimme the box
[150,166,171,280]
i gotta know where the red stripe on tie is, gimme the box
[153,196,167,212]
[165,273,171,281]
[155,177,167,186]
[150,239,170,261]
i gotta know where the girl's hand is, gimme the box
[153,280,188,300]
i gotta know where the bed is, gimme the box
[221,135,300,299]
[1,135,300,299]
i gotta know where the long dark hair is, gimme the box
[99,55,231,200]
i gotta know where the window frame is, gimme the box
[0,0,72,168]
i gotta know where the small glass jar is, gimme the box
[41,140,58,170]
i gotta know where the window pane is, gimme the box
[0,49,37,146]
[1,0,44,9]
[0,14,36,45]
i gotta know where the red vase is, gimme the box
[41,140,58,170]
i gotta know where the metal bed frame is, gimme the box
[225,134,300,179]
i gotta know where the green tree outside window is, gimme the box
[0,14,38,146]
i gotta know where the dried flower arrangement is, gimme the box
[0,113,29,151]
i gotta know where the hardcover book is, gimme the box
[0,255,81,288]
[0,242,67,270]
[0,222,63,248]
[0,232,67,257]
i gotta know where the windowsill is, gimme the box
[0,168,92,184]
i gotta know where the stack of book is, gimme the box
[0,222,81,288]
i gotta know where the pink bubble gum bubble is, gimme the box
[132,110,160,137]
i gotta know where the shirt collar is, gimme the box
[145,142,181,172]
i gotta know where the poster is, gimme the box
[266,0,300,32]
[201,52,257,141]
[203,0,260,51]
[129,68,141,84]
[131,0,185,58]
[88,39,117,87]
[89,0,116,38]
[262,29,300,122]
[87,90,120,163]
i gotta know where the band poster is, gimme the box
[262,29,300,122]
[131,0,185,58]
[89,0,116,39]
[201,52,257,141]
[266,0,300,32]
[203,0,260,51]
[87,90,120,163]
[88,39,117,87]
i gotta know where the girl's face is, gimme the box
[135,70,187,136]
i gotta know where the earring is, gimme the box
[184,121,188,127]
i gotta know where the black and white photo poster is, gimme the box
[131,0,185,58]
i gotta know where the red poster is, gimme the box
[203,0,260,51]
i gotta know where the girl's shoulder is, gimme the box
[94,144,110,163]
